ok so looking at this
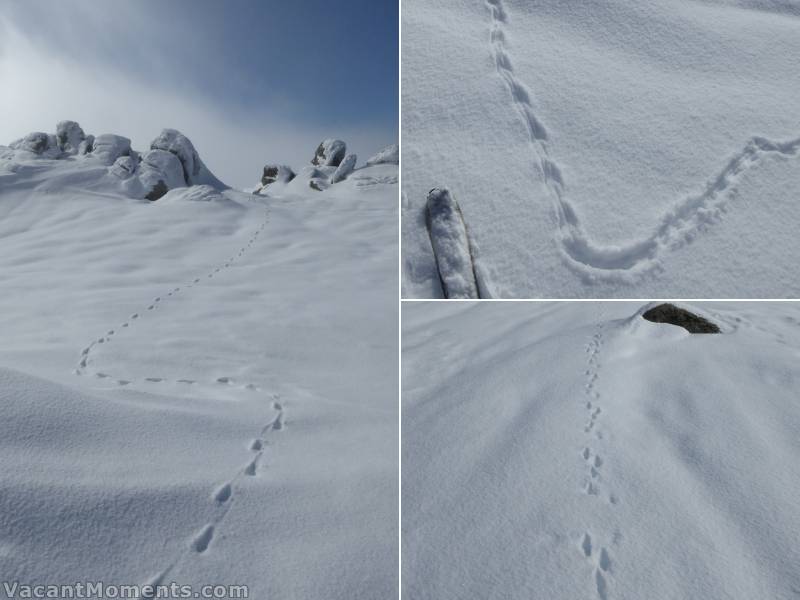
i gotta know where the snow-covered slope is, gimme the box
[0,130,398,598]
[402,0,800,298]
[403,301,800,599]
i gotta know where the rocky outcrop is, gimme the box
[312,139,346,167]
[330,153,357,184]
[426,188,480,299]
[56,121,86,154]
[642,304,720,333]
[366,144,398,166]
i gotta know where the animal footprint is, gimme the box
[244,455,260,476]
[145,377,163,382]
[581,533,592,557]
[190,524,214,553]
[213,483,232,504]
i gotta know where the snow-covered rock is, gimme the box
[91,134,131,165]
[77,135,94,156]
[138,149,186,199]
[425,187,479,299]
[56,121,86,154]
[261,164,295,186]
[311,138,346,167]
[149,128,226,190]
[330,153,357,184]
[366,144,398,166]
[109,155,138,179]
[11,132,60,157]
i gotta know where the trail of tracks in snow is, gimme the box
[485,0,800,282]
[577,316,617,599]
[72,201,288,591]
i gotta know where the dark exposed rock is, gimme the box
[311,139,346,167]
[641,304,720,333]
[145,180,169,201]
[261,164,295,186]
[426,187,480,299]
[309,178,329,192]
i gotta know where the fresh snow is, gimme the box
[402,0,800,298]
[0,131,398,598]
[403,301,800,599]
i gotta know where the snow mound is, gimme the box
[159,184,233,206]
[312,138,346,167]
[366,143,398,166]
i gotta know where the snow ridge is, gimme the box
[485,0,800,282]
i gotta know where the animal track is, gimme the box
[485,0,800,282]
[70,206,290,583]
[191,524,214,553]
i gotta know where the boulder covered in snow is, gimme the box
[138,149,185,200]
[366,144,398,166]
[330,153,357,184]
[13,132,59,156]
[426,187,480,299]
[78,135,95,156]
[311,139,346,167]
[261,164,295,186]
[92,134,132,165]
[150,129,225,189]
[109,155,139,179]
[56,121,86,154]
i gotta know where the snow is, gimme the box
[402,0,800,298]
[403,301,800,599]
[0,133,398,598]
[366,143,399,166]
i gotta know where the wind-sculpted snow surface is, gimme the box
[0,147,398,599]
[402,0,800,297]
[486,0,800,281]
[403,301,800,599]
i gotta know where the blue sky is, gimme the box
[0,0,398,187]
